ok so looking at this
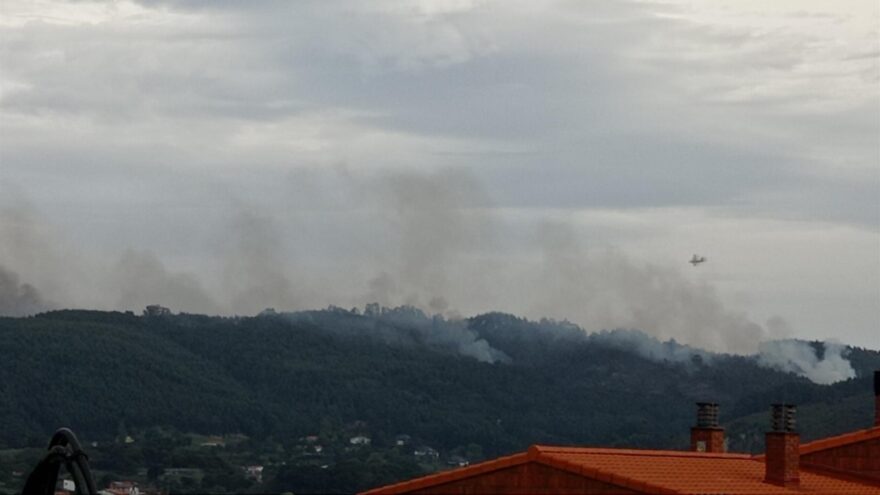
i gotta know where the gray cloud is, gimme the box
[2,1,874,220]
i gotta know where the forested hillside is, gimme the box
[1,308,877,493]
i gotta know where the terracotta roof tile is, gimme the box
[536,445,880,494]
[750,427,880,461]
[360,444,880,494]
[359,452,530,495]
[798,426,880,456]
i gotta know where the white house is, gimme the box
[349,435,371,446]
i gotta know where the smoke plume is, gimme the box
[0,200,68,308]
[0,264,47,316]
[587,326,855,384]
[588,328,711,364]
[361,168,495,311]
[757,340,856,385]
[112,249,219,315]
[529,222,768,355]
[286,304,510,364]
[221,206,296,314]
[373,305,510,364]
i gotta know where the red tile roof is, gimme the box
[748,426,880,463]
[362,444,880,494]
[360,451,531,494]
[535,445,880,494]
[798,426,880,456]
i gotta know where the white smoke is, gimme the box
[589,328,711,364]
[286,304,511,364]
[589,328,857,384]
[757,340,856,385]
[366,305,510,364]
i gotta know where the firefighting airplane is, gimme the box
[689,254,706,266]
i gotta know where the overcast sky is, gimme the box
[1,0,877,351]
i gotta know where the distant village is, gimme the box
[13,422,474,495]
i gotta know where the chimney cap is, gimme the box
[770,404,797,433]
[695,402,721,429]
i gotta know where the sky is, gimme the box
[0,0,877,352]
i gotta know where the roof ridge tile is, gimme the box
[533,444,752,459]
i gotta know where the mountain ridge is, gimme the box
[1,307,877,455]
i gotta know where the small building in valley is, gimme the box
[350,435,372,446]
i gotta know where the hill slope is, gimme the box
[2,308,877,455]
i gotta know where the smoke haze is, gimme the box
[112,249,219,315]
[221,206,296,314]
[529,223,772,355]
[0,172,864,382]
[1,0,876,389]
[0,264,47,316]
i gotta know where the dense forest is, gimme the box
[0,307,877,493]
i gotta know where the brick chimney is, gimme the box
[765,404,799,487]
[691,402,725,453]
[874,370,879,427]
